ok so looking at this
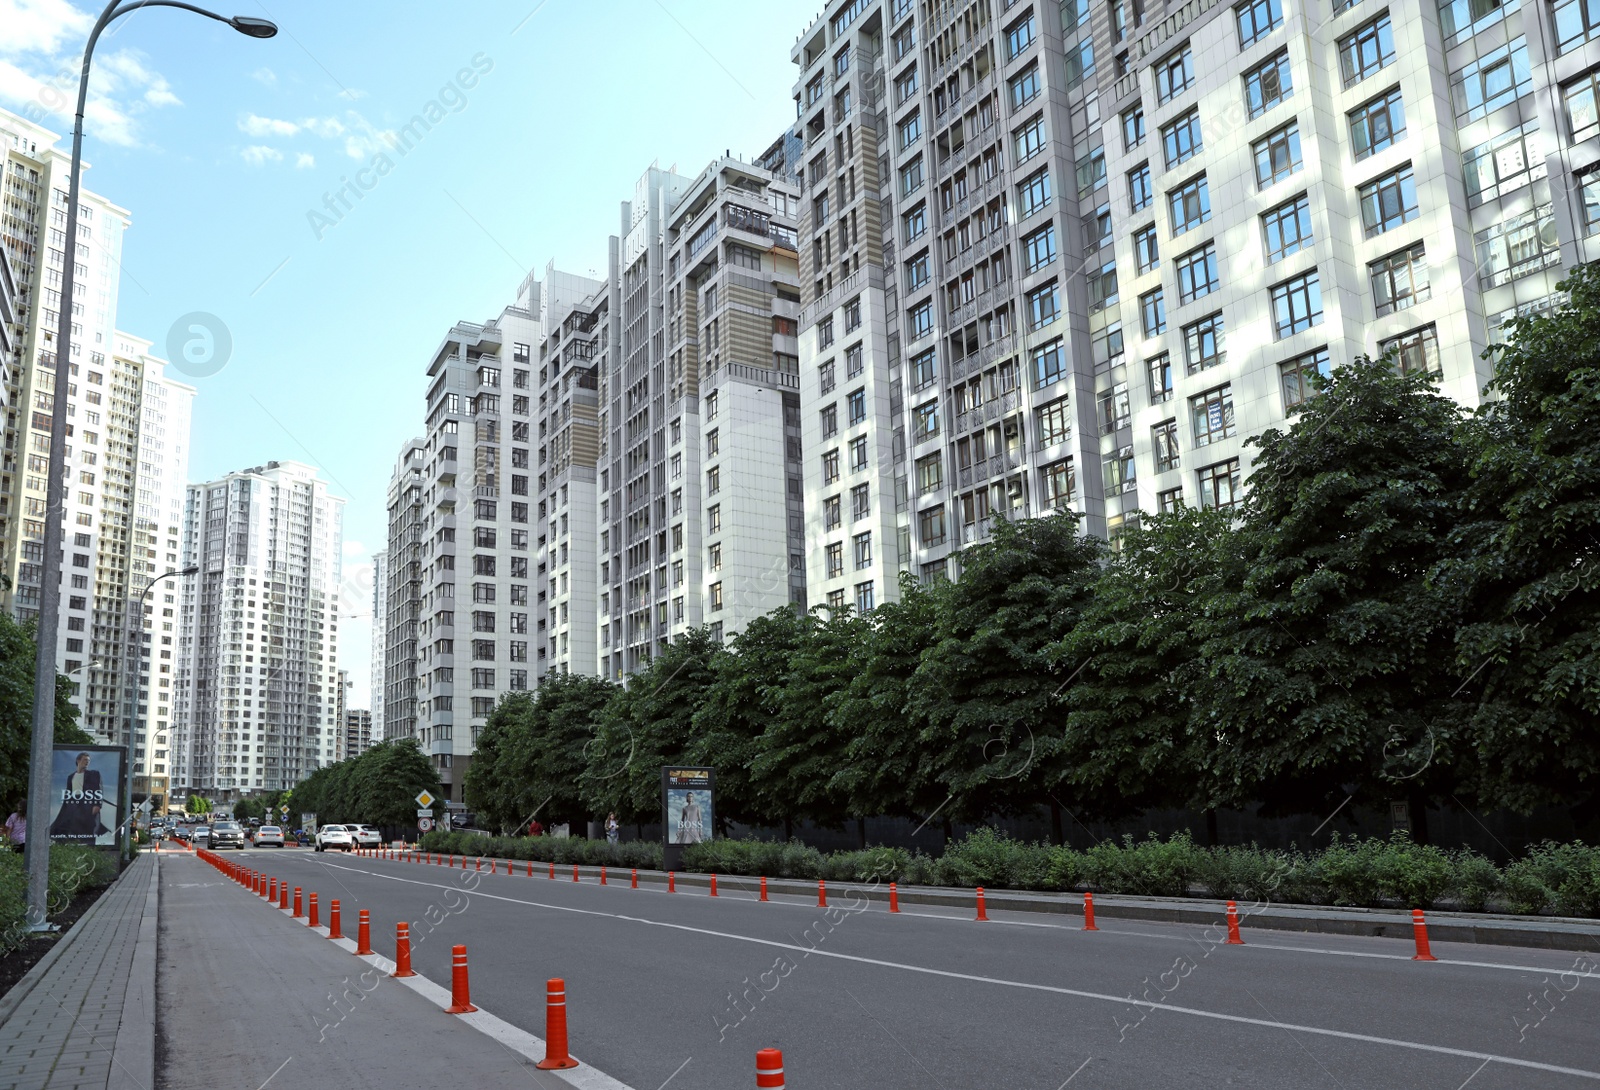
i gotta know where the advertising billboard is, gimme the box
[47,744,127,849]
[661,766,714,872]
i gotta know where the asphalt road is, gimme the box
[178,846,1600,1089]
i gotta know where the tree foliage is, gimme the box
[0,610,92,808]
[287,738,442,828]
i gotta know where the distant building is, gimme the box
[368,547,387,741]
[344,708,374,760]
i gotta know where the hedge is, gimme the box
[0,846,120,957]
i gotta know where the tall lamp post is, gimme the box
[119,566,199,859]
[23,1,276,929]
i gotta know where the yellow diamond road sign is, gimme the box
[415,790,436,809]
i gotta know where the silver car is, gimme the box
[253,825,285,848]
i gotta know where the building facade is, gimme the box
[368,546,387,741]
[170,460,345,801]
[788,0,1600,595]
[383,438,426,742]
[344,707,374,760]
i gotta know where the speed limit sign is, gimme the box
[418,817,434,832]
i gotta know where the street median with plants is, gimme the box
[0,845,120,958]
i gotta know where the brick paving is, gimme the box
[0,855,155,1090]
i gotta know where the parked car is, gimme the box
[348,824,381,849]
[253,825,285,848]
[315,825,354,852]
[211,822,246,849]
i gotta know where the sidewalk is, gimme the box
[0,853,157,1090]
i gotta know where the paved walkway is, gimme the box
[0,854,156,1090]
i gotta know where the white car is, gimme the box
[252,825,285,848]
[314,825,353,852]
[348,824,382,849]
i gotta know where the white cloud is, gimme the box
[239,112,299,138]
[337,88,367,101]
[0,0,92,58]
[342,539,366,557]
[300,116,344,138]
[240,144,282,166]
[295,152,315,169]
[341,113,396,159]
[251,66,276,86]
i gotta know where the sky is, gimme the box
[0,0,817,707]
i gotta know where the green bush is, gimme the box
[1449,849,1501,913]
[0,845,119,956]
[1372,834,1455,909]
[1085,832,1203,897]
[417,830,662,870]
[1502,842,1600,918]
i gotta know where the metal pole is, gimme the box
[20,0,274,928]
[120,568,194,861]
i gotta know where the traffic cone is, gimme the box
[760,876,769,902]
[356,910,372,954]
[1226,901,1244,944]
[756,1048,785,1087]
[392,922,416,977]
[535,978,579,1069]
[975,887,989,921]
[293,887,303,918]
[1412,908,1438,961]
[889,882,900,913]
[818,879,827,908]
[1083,891,1099,931]
[669,872,676,893]
[308,893,319,929]
[446,945,478,1013]
[711,874,719,897]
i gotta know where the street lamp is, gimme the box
[23,1,275,929]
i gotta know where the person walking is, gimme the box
[5,799,25,853]
[605,812,620,845]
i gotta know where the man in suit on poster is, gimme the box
[50,752,110,842]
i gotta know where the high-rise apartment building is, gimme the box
[789,0,1600,591]
[344,707,374,760]
[368,546,387,741]
[170,460,345,801]
[383,438,425,742]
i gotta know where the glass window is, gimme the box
[854,532,873,570]
[895,65,919,105]
[1006,13,1036,59]
[1262,193,1313,262]
[913,400,939,438]
[1022,224,1057,272]
[1369,243,1430,316]
[1453,39,1531,123]
[1075,149,1106,196]
[1349,87,1406,160]
[1027,282,1060,329]
[1441,0,1517,44]
[1169,175,1211,235]
[1270,271,1323,338]
[1461,121,1544,206]
[849,436,868,470]
[855,581,876,614]
[1197,459,1242,509]
[851,483,872,520]
[1158,487,1185,513]
[1153,418,1181,472]
[1040,459,1075,508]
[1037,396,1073,446]
[1016,115,1047,162]
[1338,14,1395,87]
[1244,50,1293,119]
[1123,104,1147,150]
[1093,322,1125,370]
[1140,287,1167,336]
[899,110,923,149]
[1280,347,1330,409]
[1236,0,1283,45]
[826,543,843,578]
[1161,109,1203,169]
[847,387,868,424]
[911,348,938,390]
[1554,0,1600,54]
[1380,324,1441,376]
[1183,312,1226,374]
[1103,446,1137,494]
[1148,353,1174,403]
[1010,65,1042,109]
[1252,121,1302,188]
[1097,383,1132,434]
[1582,172,1600,236]
[900,157,925,197]
[904,204,927,241]
[1088,261,1119,312]
[1129,163,1154,212]
[908,300,933,338]
[1175,243,1220,304]
[822,449,841,483]
[1358,165,1419,237]
[1473,204,1560,288]
[1019,169,1052,217]
[1156,44,1195,104]
[1191,384,1237,446]
[1565,69,1600,143]
[915,452,943,493]
[1032,339,1066,387]
[920,505,948,546]
[905,250,931,289]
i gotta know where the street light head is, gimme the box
[181,565,200,576]
[229,15,277,38]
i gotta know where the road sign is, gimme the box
[279,805,289,816]
[137,799,152,814]
[414,790,436,809]
[416,809,434,817]
[418,817,434,832]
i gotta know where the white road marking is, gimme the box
[306,858,1600,1084]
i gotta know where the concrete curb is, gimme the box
[0,852,147,1027]
[108,854,159,1090]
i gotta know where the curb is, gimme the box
[108,854,159,1090]
[0,852,152,1027]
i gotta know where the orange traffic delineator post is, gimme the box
[631,868,638,889]
[760,876,769,902]
[549,861,556,880]
[756,1047,785,1088]
[668,872,676,893]
[392,922,417,977]
[1411,908,1438,961]
[1083,891,1099,931]
[356,910,373,954]
[1226,901,1244,944]
[475,857,482,872]
[600,866,607,885]
[446,945,478,1013]
[269,877,277,901]
[535,978,579,1069]
[505,859,512,875]
[329,901,343,941]
[573,864,580,883]
[279,882,289,910]
[293,887,303,918]
[818,879,827,908]
[889,882,900,913]
[308,893,320,929]
[528,859,534,877]
[711,874,719,897]
[975,887,989,921]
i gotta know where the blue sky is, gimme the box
[0,0,816,704]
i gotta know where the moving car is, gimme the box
[253,825,285,848]
[191,826,211,846]
[348,824,382,849]
[210,822,246,849]
[314,825,354,852]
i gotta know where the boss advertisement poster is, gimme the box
[48,745,126,848]
[661,766,714,871]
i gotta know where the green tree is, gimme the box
[1448,263,1600,817]
[345,739,444,828]
[1190,353,1475,817]
[0,610,92,807]
[185,795,211,815]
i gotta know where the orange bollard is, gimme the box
[279,882,289,910]
[632,868,639,889]
[549,861,556,880]
[711,874,719,897]
[528,859,534,877]
[573,864,580,883]
[975,887,989,922]
[756,1047,785,1088]
[475,857,481,872]
[446,945,478,1013]
[356,909,372,954]
[535,978,579,1069]
[818,879,827,908]
[601,866,608,885]
[1226,901,1244,944]
[293,887,303,918]
[1411,908,1438,961]
[329,900,343,940]
[1083,891,1099,931]
[269,877,277,901]
[760,876,769,902]
[392,922,416,977]
[506,859,512,875]
[308,893,320,929]
[669,872,676,893]
[889,882,900,913]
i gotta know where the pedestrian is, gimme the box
[5,798,25,853]
[605,811,619,844]
[528,818,543,837]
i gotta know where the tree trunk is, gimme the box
[942,816,954,851]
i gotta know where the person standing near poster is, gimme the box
[4,798,24,853]
[605,812,620,844]
[50,752,109,841]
